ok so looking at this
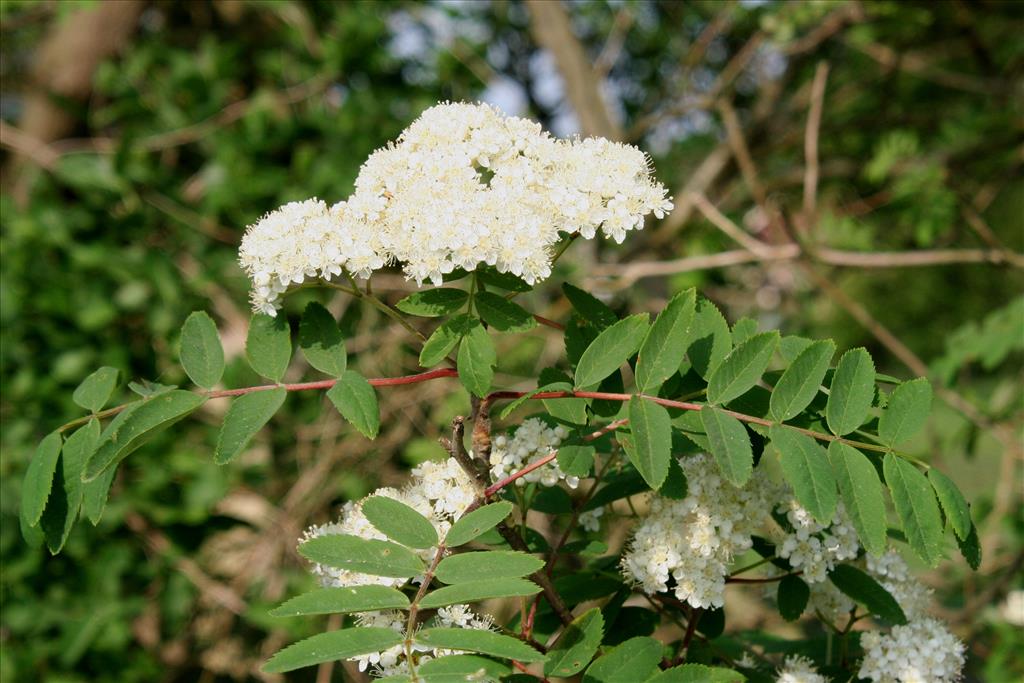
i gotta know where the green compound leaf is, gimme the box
[769,339,835,421]
[583,636,663,683]
[928,468,971,541]
[558,444,596,478]
[42,420,100,553]
[246,313,292,382]
[396,288,469,317]
[214,387,287,464]
[477,267,532,292]
[828,563,907,625]
[417,654,510,680]
[82,463,117,525]
[826,348,876,436]
[435,550,544,584]
[458,322,496,398]
[269,585,410,617]
[262,627,405,674]
[446,502,513,547]
[420,314,475,367]
[20,431,63,527]
[419,577,541,609]
[647,664,745,682]
[884,453,945,566]
[635,288,696,392]
[701,405,753,487]
[362,495,438,549]
[299,534,425,578]
[706,331,779,405]
[179,311,225,389]
[777,574,810,622]
[72,366,119,412]
[563,283,618,330]
[298,302,347,377]
[574,314,649,389]
[545,607,604,677]
[326,371,380,439]
[771,427,837,525]
[685,297,732,379]
[628,397,672,490]
[83,391,206,482]
[878,378,932,446]
[828,442,887,557]
[414,628,544,663]
[475,291,537,332]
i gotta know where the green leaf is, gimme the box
[706,331,779,405]
[82,464,117,525]
[446,502,514,547]
[701,406,753,486]
[298,302,347,376]
[828,564,907,625]
[583,636,663,683]
[299,534,425,577]
[826,348,876,436]
[574,314,649,389]
[558,444,596,478]
[458,322,496,397]
[884,453,944,566]
[42,420,99,552]
[647,664,745,682]
[214,388,287,464]
[418,654,510,680]
[780,336,814,363]
[769,339,835,421]
[627,397,672,490]
[396,288,469,317]
[499,382,567,420]
[563,283,617,330]
[956,521,982,570]
[545,608,604,677]
[419,577,541,609]
[435,550,544,584]
[770,427,837,525]
[635,289,696,392]
[414,628,544,663]
[777,575,810,622]
[477,268,532,292]
[420,314,475,367]
[928,469,971,540]
[326,371,380,439]
[262,628,404,674]
[20,431,63,526]
[72,367,119,412]
[179,311,224,389]
[269,586,410,617]
[685,298,732,379]
[362,495,438,549]
[731,317,759,345]
[83,391,206,481]
[878,378,932,446]
[475,291,537,332]
[828,442,887,556]
[246,314,291,382]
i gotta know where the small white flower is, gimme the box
[488,418,574,489]
[858,618,965,683]
[866,549,934,620]
[776,654,827,683]
[774,499,860,584]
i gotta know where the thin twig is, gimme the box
[803,62,830,221]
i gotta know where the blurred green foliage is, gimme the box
[2,1,1021,681]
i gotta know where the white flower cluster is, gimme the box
[301,457,478,589]
[808,579,855,623]
[239,102,673,314]
[775,499,859,583]
[866,549,934,620]
[352,604,495,677]
[488,418,576,488]
[858,618,966,683]
[621,453,773,609]
[776,655,827,683]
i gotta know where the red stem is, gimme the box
[209,367,459,398]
